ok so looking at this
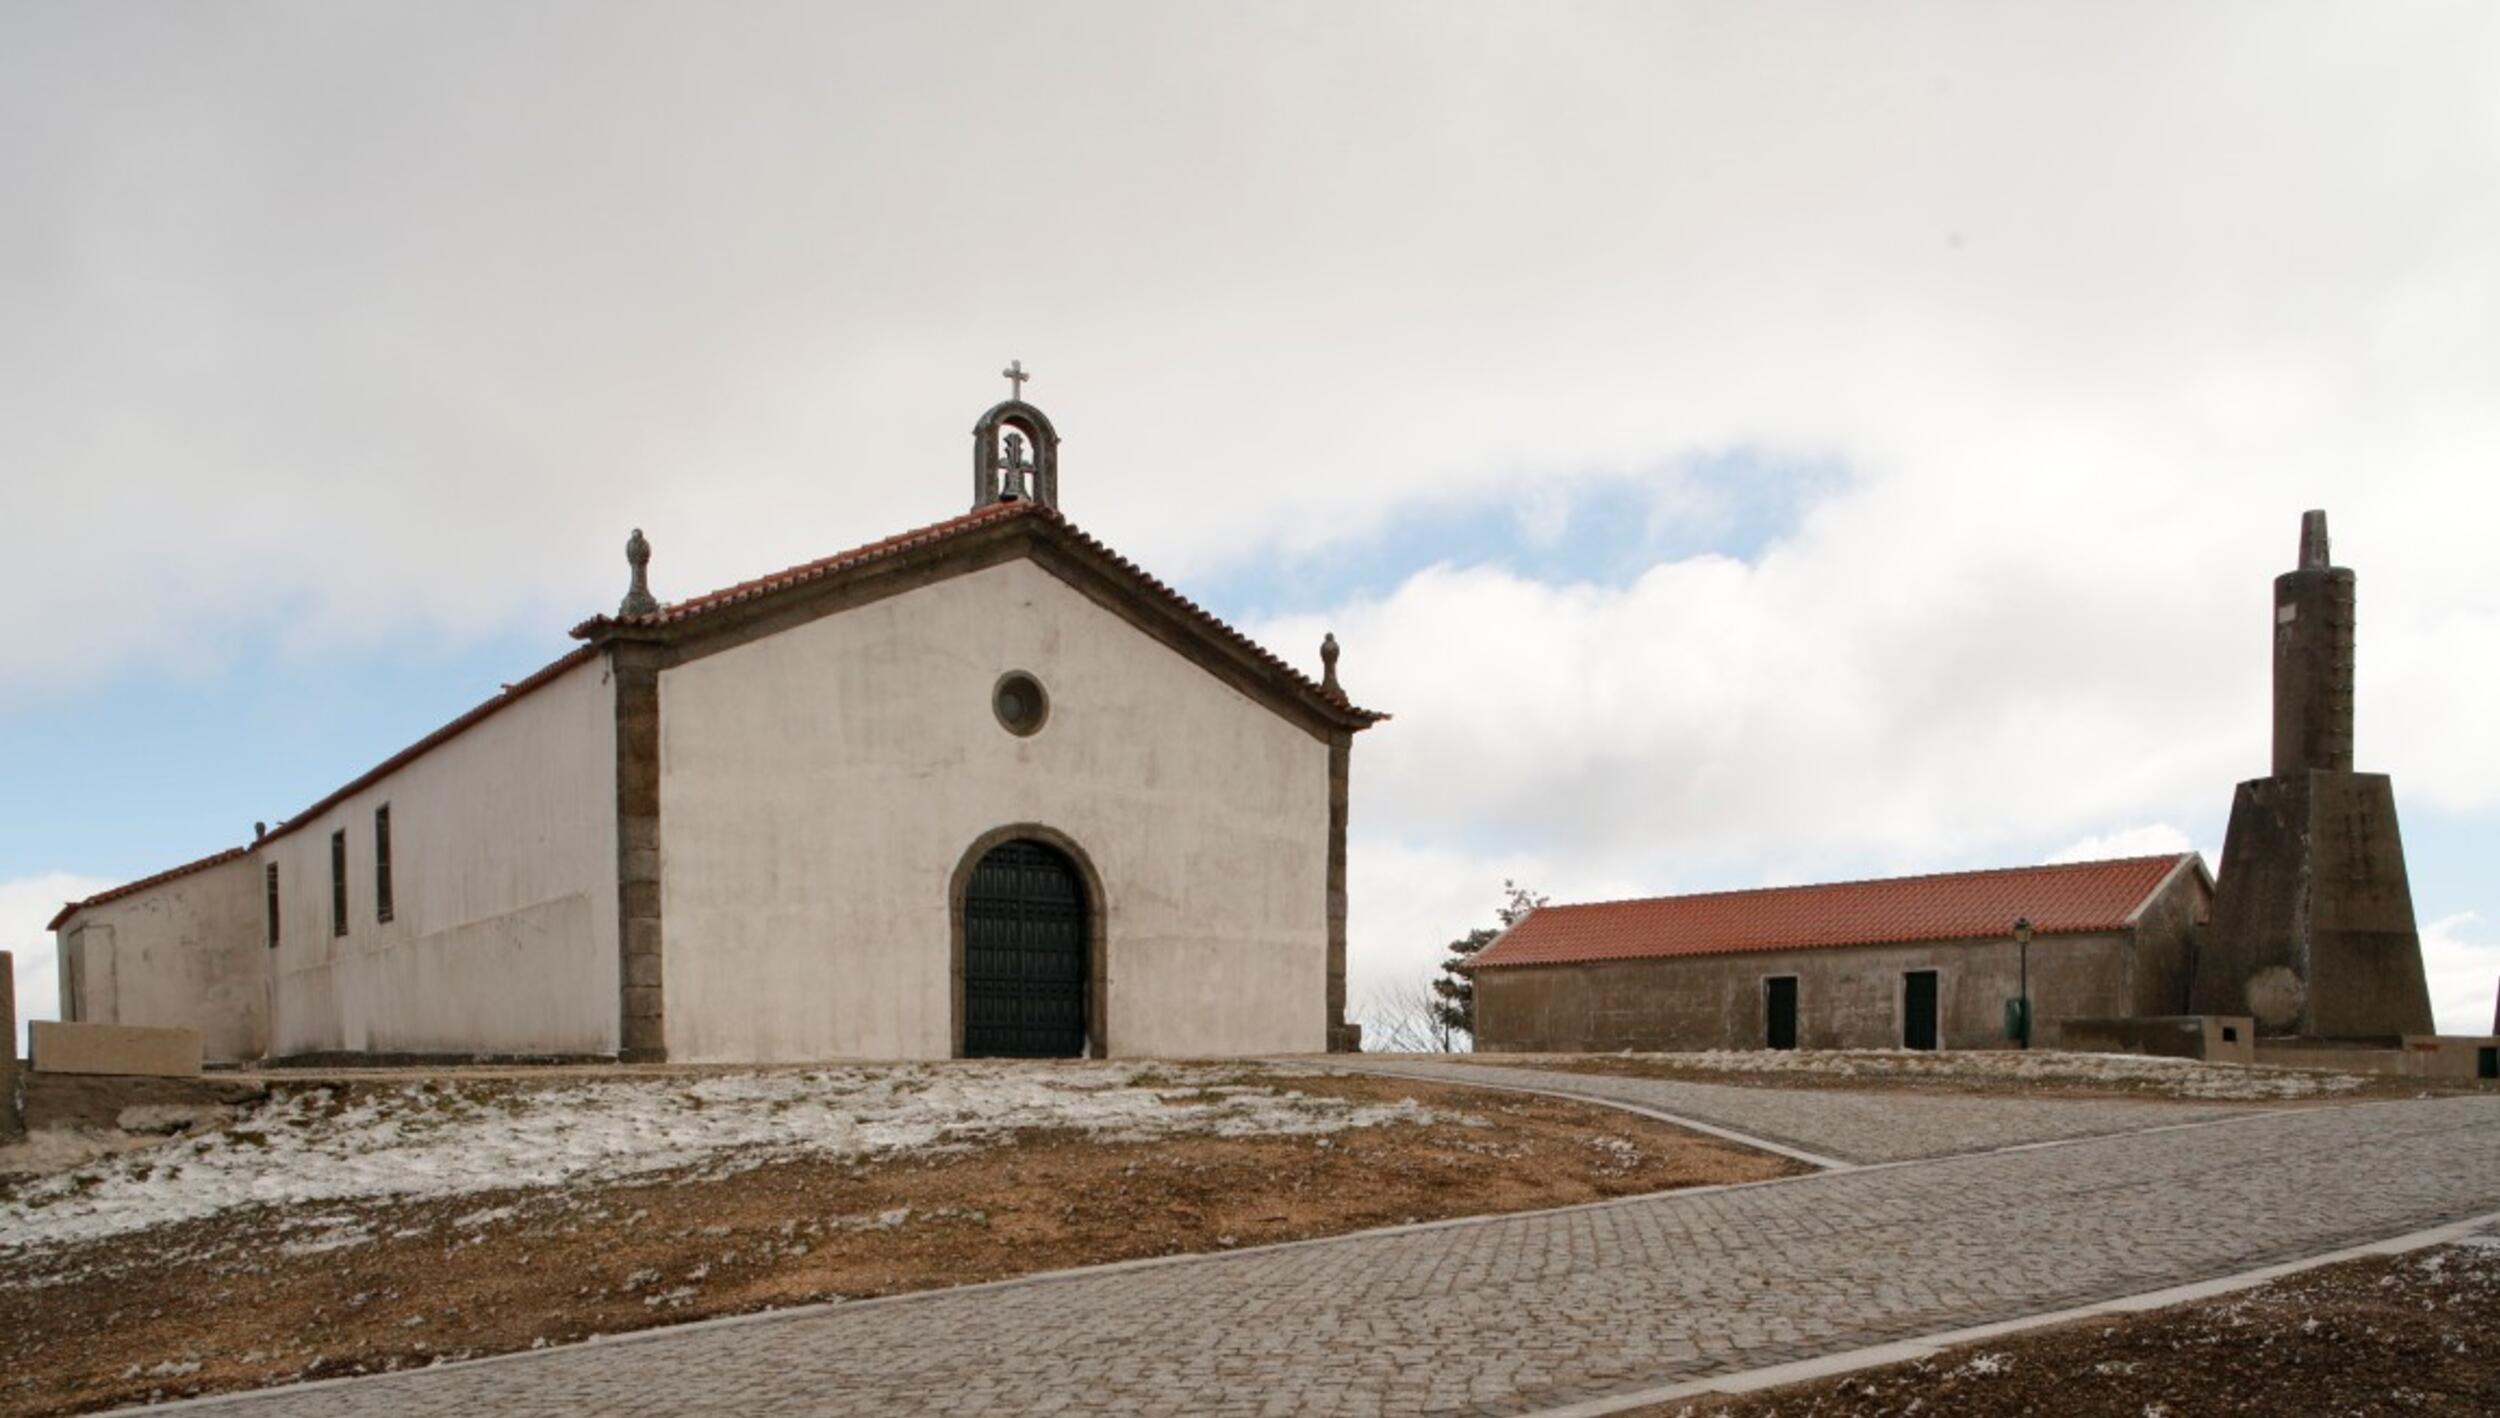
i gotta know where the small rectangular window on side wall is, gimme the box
[265,863,280,948]
[330,829,348,938]
[375,804,394,924]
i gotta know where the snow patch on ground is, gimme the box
[0,1126,163,1177]
[1587,1048,2368,1099]
[0,1062,1431,1253]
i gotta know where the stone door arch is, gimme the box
[950,826,1108,1058]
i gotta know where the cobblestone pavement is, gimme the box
[1332,1057,2270,1164]
[133,1090,2500,1418]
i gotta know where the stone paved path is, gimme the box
[1336,1057,2269,1164]
[130,1075,2500,1418]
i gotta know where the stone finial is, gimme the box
[619,528,660,617]
[253,821,266,841]
[2299,509,2331,570]
[1320,632,1341,695]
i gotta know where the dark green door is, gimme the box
[1903,970,1939,1051]
[963,839,1089,1058]
[1765,977,1798,1050]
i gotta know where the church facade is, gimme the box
[50,393,1384,1063]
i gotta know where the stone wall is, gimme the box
[27,1020,200,1077]
[2255,1036,2500,1080]
[1474,930,2140,1054]
[2199,769,2433,1037]
[2043,1015,2255,1065]
[2128,861,2207,1017]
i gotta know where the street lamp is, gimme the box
[2013,916,2035,1050]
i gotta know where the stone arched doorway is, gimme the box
[951,830,1103,1058]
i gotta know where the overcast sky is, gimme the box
[6,1,2497,1046]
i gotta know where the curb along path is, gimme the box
[121,1082,2500,1417]
[1333,1057,2272,1165]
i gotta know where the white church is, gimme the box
[48,381,1385,1064]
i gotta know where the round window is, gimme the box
[993,671,1049,736]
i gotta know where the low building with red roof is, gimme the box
[50,386,1385,1063]
[1468,853,2211,1054]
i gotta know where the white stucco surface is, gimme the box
[263,655,620,1057]
[53,854,266,1063]
[659,556,1331,1062]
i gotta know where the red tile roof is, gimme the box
[571,500,1387,726]
[47,846,253,932]
[1466,854,2206,971]
[584,500,1034,628]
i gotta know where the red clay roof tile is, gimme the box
[47,845,253,932]
[1467,854,2204,971]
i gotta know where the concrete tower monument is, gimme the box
[2195,511,2435,1038]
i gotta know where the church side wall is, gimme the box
[658,557,1331,1062]
[265,656,619,1057]
[1473,931,2138,1054]
[51,856,266,1063]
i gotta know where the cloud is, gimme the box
[2045,825,2197,866]
[1,873,109,1054]
[3,4,2495,732]
[2423,912,2499,1038]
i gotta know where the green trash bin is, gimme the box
[2004,997,2030,1044]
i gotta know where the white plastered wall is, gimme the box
[53,855,267,1063]
[659,556,1331,1062]
[263,655,620,1056]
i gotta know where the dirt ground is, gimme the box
[1458,1051,2486,1104]
[0,1073,1794,1418]
[1628,1235,2500,1417]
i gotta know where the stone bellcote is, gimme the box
[972,360,1061,512]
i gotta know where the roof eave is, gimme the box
[47,845,254,932]
[2122,851,2212,927]
[258,645,603,850]
[573,508,1389,733]
[1469,921,2131,972]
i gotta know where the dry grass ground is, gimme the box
[0,1070,1794,1418]
[1629,1235,2500,1418]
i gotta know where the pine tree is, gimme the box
[1429,880,1547,1049]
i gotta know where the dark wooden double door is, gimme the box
[963,839,1089,1058]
